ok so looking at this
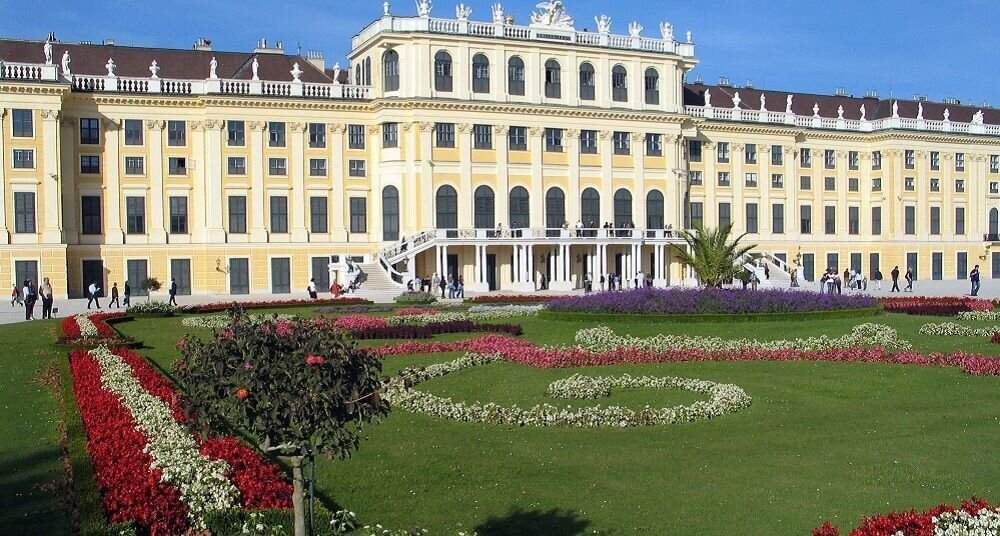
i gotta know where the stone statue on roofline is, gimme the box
[415,0,432,18]
[892,100,899,118]
[785,94,793,114]
[732,91,741,109]
[703,88,711,107]
[628,21,643,38]
[860,103,866,121]
[290,62,303,82]
[332,62,341,84]
[917,102,924,120]
[492,3,505,24]
[60,50,71,75]
[209,57,218,79]
[105,57,116,77]
[759,93,766,112]
[383,1,390,16]
[812,102,820,117]
[973,109,984,125]
[686,30,693,43]
[43,39,53,64]
[659,21,673,41]
[530,0,574,29]
[943,108,950,121]
[456,3,472,21]
[837,105,844,119]
[149,60,159,79]
[595,15,612,35]
[252,57,260,81]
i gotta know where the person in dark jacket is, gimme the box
[890,266,901,292]
[109,282,120,308]
[123,281,132,307]
[168,278,178,306]
[971,265,981,296]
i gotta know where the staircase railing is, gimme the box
[376,255,408,287]
[758,251,791,275]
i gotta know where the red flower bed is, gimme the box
[331,314,389,331]
[880,297,994,316]
[60,312,128,342]
[182,297,370,314]
[467,295,561,304]
[814,497,992,536]
[371,335,1000,376]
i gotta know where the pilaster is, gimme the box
[0,109,9,243]
[328,123,348,241]
[248,121,268,242]
[200,119,227,243]
[145,119,167,243]
[103,118,124,244]
[289,121,309,242]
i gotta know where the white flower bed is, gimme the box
[384,352,751,428]
[465,304,546,315]
[919,322,1000,338]
[181,313,294,329]
[89,346,239,528]
[75,313,100,339]
[956,310,1000,321]
[933,507,1000,535]
[575,323,911,354]
[388,305,543,326]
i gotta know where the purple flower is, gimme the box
[547,288,876,315]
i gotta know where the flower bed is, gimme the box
[547,288,877,316]
[181,313,295,330]
[179,297,370,314]
[386,305,542,325]
[957,310,1000,321]
[70,346,291,532]
[881,296,994,316]
[919,321,1000,338]
[344,321,523,340]
[60,312,129,345]
[813,497,997,535]
[385,353,752,427]
[466,295,562,304]
[575,323,911,353]
[126,301,177,316]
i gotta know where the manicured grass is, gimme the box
[6,307,1000,534]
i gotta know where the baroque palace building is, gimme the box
[2,0,1000,299]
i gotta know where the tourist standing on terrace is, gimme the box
[39,277,53,320]
[22,280,35,321]
[10,283,20,307]
[308,278,318,299]
[873,269,883,290]
[971,265,981,296]
[890,266,901,292]
[905,269,914,292]
[87,281,101,309]
[123,281,131,307]
[108,283,120,308]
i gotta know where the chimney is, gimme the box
[744,79,754,89]
[255,38,284,55]
[193,37,213,51]
[943,97,960,105]
[864,89,879,98]
[834,87,848,97]
[305,50,325,71]
[103,38,115,46]
[913,94,928,102]
[718,76,731,87]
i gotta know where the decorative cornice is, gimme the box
[0,82,70,97]
[418,121,434,133]
[493,124,510,135]
[203,119,225,130]
[144,119,166,130]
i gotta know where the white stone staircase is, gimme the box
[351,262,404,303]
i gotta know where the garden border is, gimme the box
[539,306,883,323]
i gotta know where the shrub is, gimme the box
[182,297,371,314]
[394,291,437,305]
[126,301,176,315]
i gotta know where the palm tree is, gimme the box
[673,224,756,288]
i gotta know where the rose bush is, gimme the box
[181,313,295,329]
[957,310,1000,321]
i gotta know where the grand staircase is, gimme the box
[351,262,404,303]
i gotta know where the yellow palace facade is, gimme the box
[2,1,1000,299]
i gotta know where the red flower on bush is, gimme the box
[330,314,389,331]
[305,354,326,366]
[396,307,438,316]
[815,497,993,535]
[811,521,839,536]
[60,312,128,342]
[235,387,249,400]
[880,296,994,316]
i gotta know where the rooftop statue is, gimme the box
[595,14,612,35]
[415,0,432,18]
[252,57,260,81]
[456,3,472,21]
[492,3,505,24]
[331,62,341,84]
[530,0,574,30]
[917,102,924,120]
[149,60,160,79]
[812,102,819,117]
[659,21,673,41]
[785,94,793,114]
[759,93,766,112]
[859,104,866,121]
[703,88,711,107]
[60,50,71,75]
[383,1,390,16]
[290,62,303,82]
[837,105,844,119]
[686,30,693,43]
[628,21,643,38]
[209,57,218,79]
[943,108,950,121]
[43,40,53,65]
[973,109,984,125]
[732,91,741,109]
[105,57,116,77]
[892,100,899,118]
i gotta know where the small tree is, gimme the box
[175,311,390,536]
[673,224,756,288]
[141,277,161,303]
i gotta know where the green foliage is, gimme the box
[140,277,161,293]
[125,301,176,316]
[174,314,390,458]
[672,224,756,287]
[394,291,437,305]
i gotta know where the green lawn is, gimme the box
[4,309,1000,535]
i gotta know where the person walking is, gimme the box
[109,282,120,308]
[432,273,440,296]
[457,275,465,299]
[10,283,21,307]
[122,281,131,308]
[87,281,102,309]
[22,279,36,320]
[890,266,901,292]
[971,265,981,296]
[308,278,318,299]
[905,268,914,292]
[874,269,883,290]
[764,264,770,280]
[599,274,605,291]
[168,277,178,306]
[40,277,54,320]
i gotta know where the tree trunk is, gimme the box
[286,455,307,536]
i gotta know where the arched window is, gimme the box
[382,186,400,241]
[382,50,400,92]
[581,188,600,228]
[545,187,565,230]
[354,64,362,85]
[614,188,633,227]
[991,207,999,235]
[434,51,453,92]
[544,59,561,98]
[472,53,490,94]
[611,65,628,102]
[474,185,495,229]
[364,57,372,85]
[644,67,659,105]
[507,56,525,96]
[436,185,458,229]
[646,190,664,229]
[579,62,595,100]
[509,186,530,229]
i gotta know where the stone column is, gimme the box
[189,121,207,242]
[59,115,77,245]
[403,122,419,235]
[566,128,581,225]
[289,122,309,242]
[632,132,646,230]
[0,109,11,243]
[103,119,124,244]
[145,120,167,243]
[527,243,535,289]
[248,121,268,242]
[328,124,348,241]
[40,110,63,243]
[368,124,383,244]
[201,120,226,243]
[599,130,613,225]
[419,122,434,230]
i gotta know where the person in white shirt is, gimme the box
[308,278,318,299]
[87,282,101,309]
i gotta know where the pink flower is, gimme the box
[274,320,293,338]
[332,314,388,331]
[220,328,234,339]
[305,354,326,366]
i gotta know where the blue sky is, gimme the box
[3,0,999,104]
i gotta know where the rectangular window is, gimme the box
[848,151,859,170]
[228,157,246,175]
[800,205,812,234]
[688,171,703,186]
[545,128,563,152]
[824,176,836,191]
[310,196,328,233]
[271,257,291,294]
[992,155,999,174]
[13,191,35,234]
[717,172,731,187]
[268,158,287,176]
[612,131,630,155]
[772,203,784,234]
[311,256,330,291]
[348,160,366,177]
[930,178,941,192]
[869,253,881,281]
[227,120,245,146]
[473,124,492,149]
[956,206,966,235]
[349,197,367,233]
[718,202,731,228]
[270,196,288,233]
[11,109,33,137]
[167,120,186,146]
[508,126,527,151]
[905,149,915,169]
[956,152,965,172]
[824,205,836,234]
[744,144,757,164]
[824,149,836,169]
[905,177,915,191]
[932,252,943,280]
[124,119,143,145]
[800,148,811,168]
[848,206,859,235]
[796,175,812,191]
[169,196,187,234]
[771,174,784,188]
[228,196,247,233]
[168,157,187,175]
[744,172,758,187]
[930,206,941,235]
[382,122,398,148]
[688,202,703,228]
[80,155,100,174]
[127,260,149,297]
[125,196,145,234]
[645,133,662,156]
[827,253,839,273]
[124,156,144,175]
[230,258,249,295]
[848,178,859,192]
[771,145,783,166]
[907,252,919,280]
[872,177,882,191]
[745,203,758,233]
[930,151,940,171]
[579,130,597,154]
[80,118,100,145]
[956,179,966,193]
[81,196,102,234]
[268,122,286,147]
[957,252,968,280]
[435,123,455,148]
[12,149,34,169]
[871,206,882,235]
[872,151,882,170]
[688,140,702,162]
[802,253,815,282]
[341,125,363,151]
[308,123,326,148]
[717,142,729,163]
[904,206,916,235]
[851,253,862,275]
[309,158,327,177]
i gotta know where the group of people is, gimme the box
[886,266,914,293]
[420,273,464,298]
[86,278,181,309]
[10,278,54,320]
